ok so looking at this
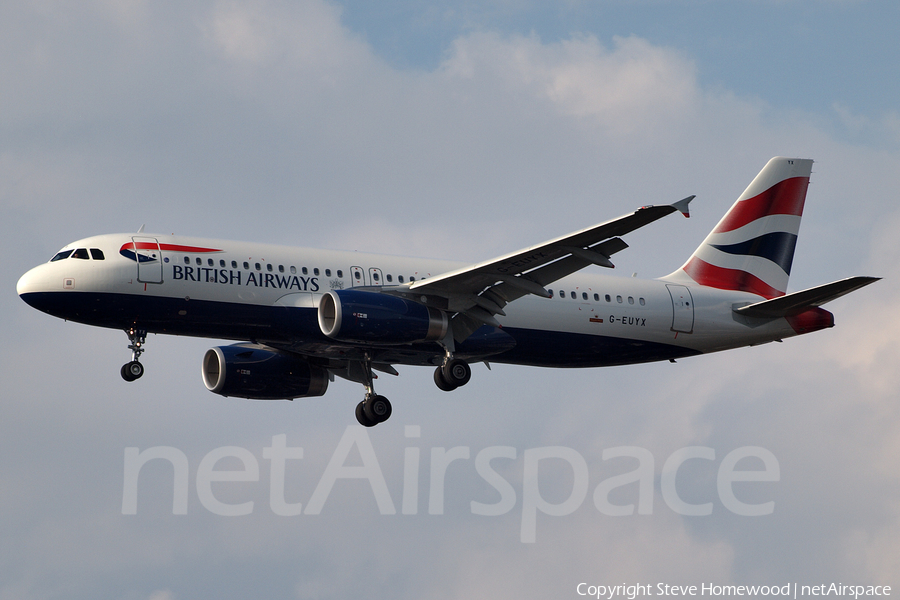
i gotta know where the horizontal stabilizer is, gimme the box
[733,276,880,318]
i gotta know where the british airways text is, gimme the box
[172,265,320,291]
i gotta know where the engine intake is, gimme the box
[318,289,448,344]
[202,345,329,400]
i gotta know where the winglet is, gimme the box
[671,195,694,218]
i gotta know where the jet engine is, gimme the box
[317,289,448,344]
[202,344,329,400]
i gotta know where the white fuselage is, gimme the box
[17,232,807,369]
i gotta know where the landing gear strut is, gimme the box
[354,356,392,427]
[433,357,471,392]
[121,327,147,382]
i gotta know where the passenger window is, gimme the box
[354,271,361,280]
[386,274,392,282]
[184,256,190,265]
[337,270,343,278]
[72,248,89,260]
[593,293,599,301]
[617,295,623,303]
[195,257,201,265]
[302,267,308,275]
[605,294,611,302]
[628,296,634,305]
[325,269,331,277]
[279,265,284,273]
[582,292,588,300]
[373,272,380,282]
[231,260,237,269]
[208,258,214,266]
[243,262,249,270]
[267,264,273,272]
[314,268,320,276]
[255,263,261,271]
[640,298,646,306]
[290,266,296,274]
[410,276,415,282]
[51,249,73,262]
[90,249,105,260]
[219,259,225,268]
[548,289,554,297]
[398,275,404,283]
[570,291,576,299]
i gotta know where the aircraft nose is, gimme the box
[17,265,51,308]
[17,267,36,296]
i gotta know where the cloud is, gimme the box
[202,0,367,73]
[833,102,900,147]
[442,33,700,136]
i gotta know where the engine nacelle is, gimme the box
[318,289,448,344]
[202,345,329,400]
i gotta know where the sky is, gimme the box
[2,1,899,599]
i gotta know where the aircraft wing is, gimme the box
[388,196,694,341]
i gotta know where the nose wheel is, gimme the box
[121,328,147,382]
[121,360,144,382]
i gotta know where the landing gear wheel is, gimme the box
[352,354,392,426]
[442,359,471,388]
[121,360,144,382]
[356,401,377,427]
[364,395,392,424]
[434,366,458,391]
[123,328,148,382]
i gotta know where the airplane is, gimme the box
[17,157,878,426]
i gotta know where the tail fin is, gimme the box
[667,157,813,298]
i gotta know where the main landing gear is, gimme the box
[121,327,147,382]
[355,357,393,428]
[353,355,471,426]
[434,357,471,392]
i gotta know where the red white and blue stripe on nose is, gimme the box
[680,162,811,299]
[119,242,222,263]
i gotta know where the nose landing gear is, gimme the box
[121,328,147,382]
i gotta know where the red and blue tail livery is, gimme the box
[18,158,878,426]
[674,157,811,298]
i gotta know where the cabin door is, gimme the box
[666,284,694,333]
[132,237,163,284]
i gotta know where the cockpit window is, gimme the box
[51,249,74,262]
[90,249,105,260]
[71,248,90,260]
